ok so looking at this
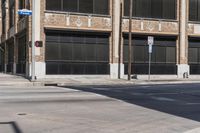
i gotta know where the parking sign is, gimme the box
[148,36,154,45]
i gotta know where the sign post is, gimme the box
[18,7,35,81]
[148,36,154,81]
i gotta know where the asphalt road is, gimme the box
[1,84,200,133]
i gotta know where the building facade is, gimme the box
[0,0,199,79]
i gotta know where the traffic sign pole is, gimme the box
[148,50,151,81]
[148,36,154,81]
[18,7,35,81]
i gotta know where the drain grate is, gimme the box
[44,83,58,86]
[17,113,27,116]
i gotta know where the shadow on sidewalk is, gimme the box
[0,121,23,133]
[59,83,200,122]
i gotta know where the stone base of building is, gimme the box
[13,63,16,74]
[110,63,124,79]
[4,64,7,73]
[177,64,190,78]
[28,62,46,79]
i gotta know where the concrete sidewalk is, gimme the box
[1,73,200,86]
[0,73,33,86]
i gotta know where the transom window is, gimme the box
[189,0,200,21]
[46,0,109,15]
[124,0,177,20]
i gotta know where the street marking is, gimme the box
[151,96,176,102]
[186,103,200,105]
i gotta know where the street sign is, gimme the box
[148,36,154,45]
[18,9,32,16]
[148,44,153,53]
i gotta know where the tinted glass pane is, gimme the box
[63,0,78,12]
[189,48,198,63]
[163,0,176,19]
[151,0,162,18]
[46,42,59,60]
[79,0,93,13]
[46,0,61,11]
[96,44,109,61]
[46,33,60,42]
[85,35,96,44]
[85,63,97,74]
[124,0,130,16]
[72,43,84,61]
[97,36,109,44]
[135,0,151,17]
[71,63,85,74]
[60,63,71,74]
[72,34,85,43]
[60,33,72,43]
[134,46,145,63]
[166,47,176,63]
[46,62,59,74]
[156,46,166,63]
[189,0,198,21]
[94,0,108,14]
[84,43,96,61]
[60,43,72,60]
[123,45,129,62]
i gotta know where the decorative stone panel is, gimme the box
[188,23,200,36]
[44,12,112,31]
[122,19,179,35]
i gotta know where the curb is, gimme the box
[0,80,200,87]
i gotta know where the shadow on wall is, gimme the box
[59,83,200,122]
[0,121,23,133]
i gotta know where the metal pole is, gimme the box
[118,2,122,79]
[31,0,36,81]
[128,0,133,80]
[148,52,151,81]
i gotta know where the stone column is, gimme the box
[110,0,124,79]
[29,0,45,79]
[177,0,189,78]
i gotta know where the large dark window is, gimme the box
[9,0,15,28]
[0,45,4,72]
[189,38,200,74]
[1,0,6,34]
[7,43,14,73]
[189,0,200,21]
[17,35,26,74]
[46,0,109,15]
[124,0,176,20]
[45,31,110,75]
[124,36,177,74]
